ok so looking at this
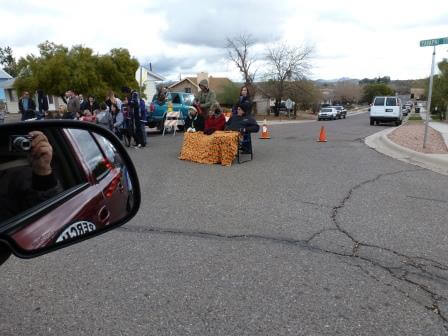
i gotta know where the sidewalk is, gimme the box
[429,121,448,147]
[365,125,448,176]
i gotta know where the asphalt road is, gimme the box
[2,111,448,335]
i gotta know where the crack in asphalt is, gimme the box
[325,167,448,328]
[120,167,448,327]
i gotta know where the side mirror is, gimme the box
[0,120,140,260]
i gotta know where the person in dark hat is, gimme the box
[195,79,216,117]
[226,104,260,153]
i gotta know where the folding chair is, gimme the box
[237,132,253,164]
[163,111,181,136]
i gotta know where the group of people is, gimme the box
[183,82,259,153]
[17,79,260,153]
[18,88,148,148]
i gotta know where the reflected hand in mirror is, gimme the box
[0,123,138,258]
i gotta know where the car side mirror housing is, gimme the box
[0,120,140,260]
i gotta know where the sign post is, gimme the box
[420,37,448,148]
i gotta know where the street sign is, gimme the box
[420,37,448,47]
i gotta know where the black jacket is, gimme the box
[184,114,205,131]
[82,101,100,113]
[37,90,49,112]
[239,96,252,115]
[18,97,36,113]
[0,167,61,223]
[226,115,260,133]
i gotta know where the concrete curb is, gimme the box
[365,127,448,176]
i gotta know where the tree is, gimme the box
[264,42,313,116]
[216,82,240,107]
[286,80,322,113]
[361,83,394,103]
[333,81,362,104]
[13,41,139,101]
[226,34,257,95]
[426,59,448,119]
[0,46,20,77]
[359,76,390,85]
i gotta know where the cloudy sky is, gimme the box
[1,0,448,81]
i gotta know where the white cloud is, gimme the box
[1,0,447,81]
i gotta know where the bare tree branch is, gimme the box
[226,34,257,93]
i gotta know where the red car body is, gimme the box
[11,129,131,251]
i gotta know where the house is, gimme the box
[0,68,13,101]
[136,65,165,101]
[410,88,425,100]
[252,88,272,115]
[0,74,61,114]
[168,72,233,97]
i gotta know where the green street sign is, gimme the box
[420,37,448,47]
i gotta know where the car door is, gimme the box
[10,129,113,251]
[181,93,195,119]
[94,133,131,223]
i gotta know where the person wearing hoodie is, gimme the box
[226,104,260,153]
[195,79,216,117]
[184,106,205,132]
[204,102,226,135]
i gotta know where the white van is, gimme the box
[369,96,403,126]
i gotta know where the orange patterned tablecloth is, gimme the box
[179,131,240,166]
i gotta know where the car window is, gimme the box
[386,98,397,106]
[322,108,332,112]
[68,129,109,180]
[94,134,116,164]
[374,98,385,106]
[183,94,194,106]
[171,93,181,104]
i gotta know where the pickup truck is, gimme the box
[148,92,195,131]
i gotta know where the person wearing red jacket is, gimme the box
[204,103,226,135]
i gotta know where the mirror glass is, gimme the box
[0,126,136,254]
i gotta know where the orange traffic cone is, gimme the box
[317,126,327,142]
[260,119,271,139]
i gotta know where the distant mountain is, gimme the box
[315,77,359,84]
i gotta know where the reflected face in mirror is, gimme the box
[0,127,135,253]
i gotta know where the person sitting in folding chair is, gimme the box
[184,106,205,133]
[225,104,260,154]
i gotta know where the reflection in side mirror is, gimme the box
[0,121,140,258]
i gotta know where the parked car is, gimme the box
[331,106,347,119]
[148,92,195,131]
[415,102,424,113]
[402,105,410,116]
[0,120,140,262]
[369,96,403,126]
[318,107,338,120]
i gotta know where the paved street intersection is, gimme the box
[2,111,448,335]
